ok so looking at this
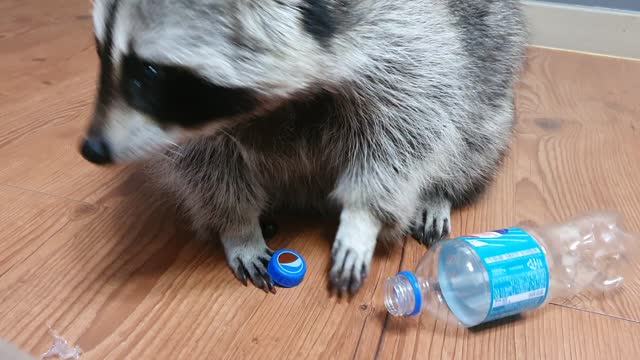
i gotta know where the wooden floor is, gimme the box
[2,1,640,359]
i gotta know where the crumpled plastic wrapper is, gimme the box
[41,328,82,360]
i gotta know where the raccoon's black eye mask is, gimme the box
[120,53,257,128]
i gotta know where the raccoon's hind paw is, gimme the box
[411,196,452,246]
[229,247,276,294]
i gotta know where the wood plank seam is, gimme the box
[0,184,95,207]
[550,303,640,324]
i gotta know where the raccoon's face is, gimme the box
[81,0,339,165]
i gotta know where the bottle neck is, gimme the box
[385,272,425,316]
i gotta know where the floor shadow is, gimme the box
[92,166,342,285]
[91,166,410,295]
[467,314,525,332]
[86,166,215,280]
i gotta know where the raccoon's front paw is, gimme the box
[229,247,276,294]
[221,224,277,293]
[411,197,452,246]
[330,239,373,296]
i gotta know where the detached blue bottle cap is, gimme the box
[268,249,307,288]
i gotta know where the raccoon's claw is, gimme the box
[411,197,452,246]
[252,262,277,294]
[330,242,371,297]
[230,251,276,294]
[412,215,450,246]
[236,261,250,286]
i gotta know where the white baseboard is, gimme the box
[523,1,640,59]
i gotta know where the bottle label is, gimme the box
[460,227,550,323]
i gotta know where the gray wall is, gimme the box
[538,0,640,11]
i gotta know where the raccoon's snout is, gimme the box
[80,136,113,165]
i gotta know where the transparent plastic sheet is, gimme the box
[41,327,82,360]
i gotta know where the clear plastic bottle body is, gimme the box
[385,238,492,326]
[385,211,632,327]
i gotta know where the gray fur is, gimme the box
[87,0,527,294]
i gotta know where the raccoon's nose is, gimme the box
[80,136,113,165]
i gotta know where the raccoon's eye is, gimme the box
[121,52,258,128]
[126,59,164,93]
[142,64,161,81]
[133,63,161,86]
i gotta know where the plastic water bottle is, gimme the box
[384,211,635,327]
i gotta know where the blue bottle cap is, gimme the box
[267,249,307,288]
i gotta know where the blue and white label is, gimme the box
[460,227,550,323]
[278,252,305,274]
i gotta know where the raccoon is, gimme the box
[83,0,527,294]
